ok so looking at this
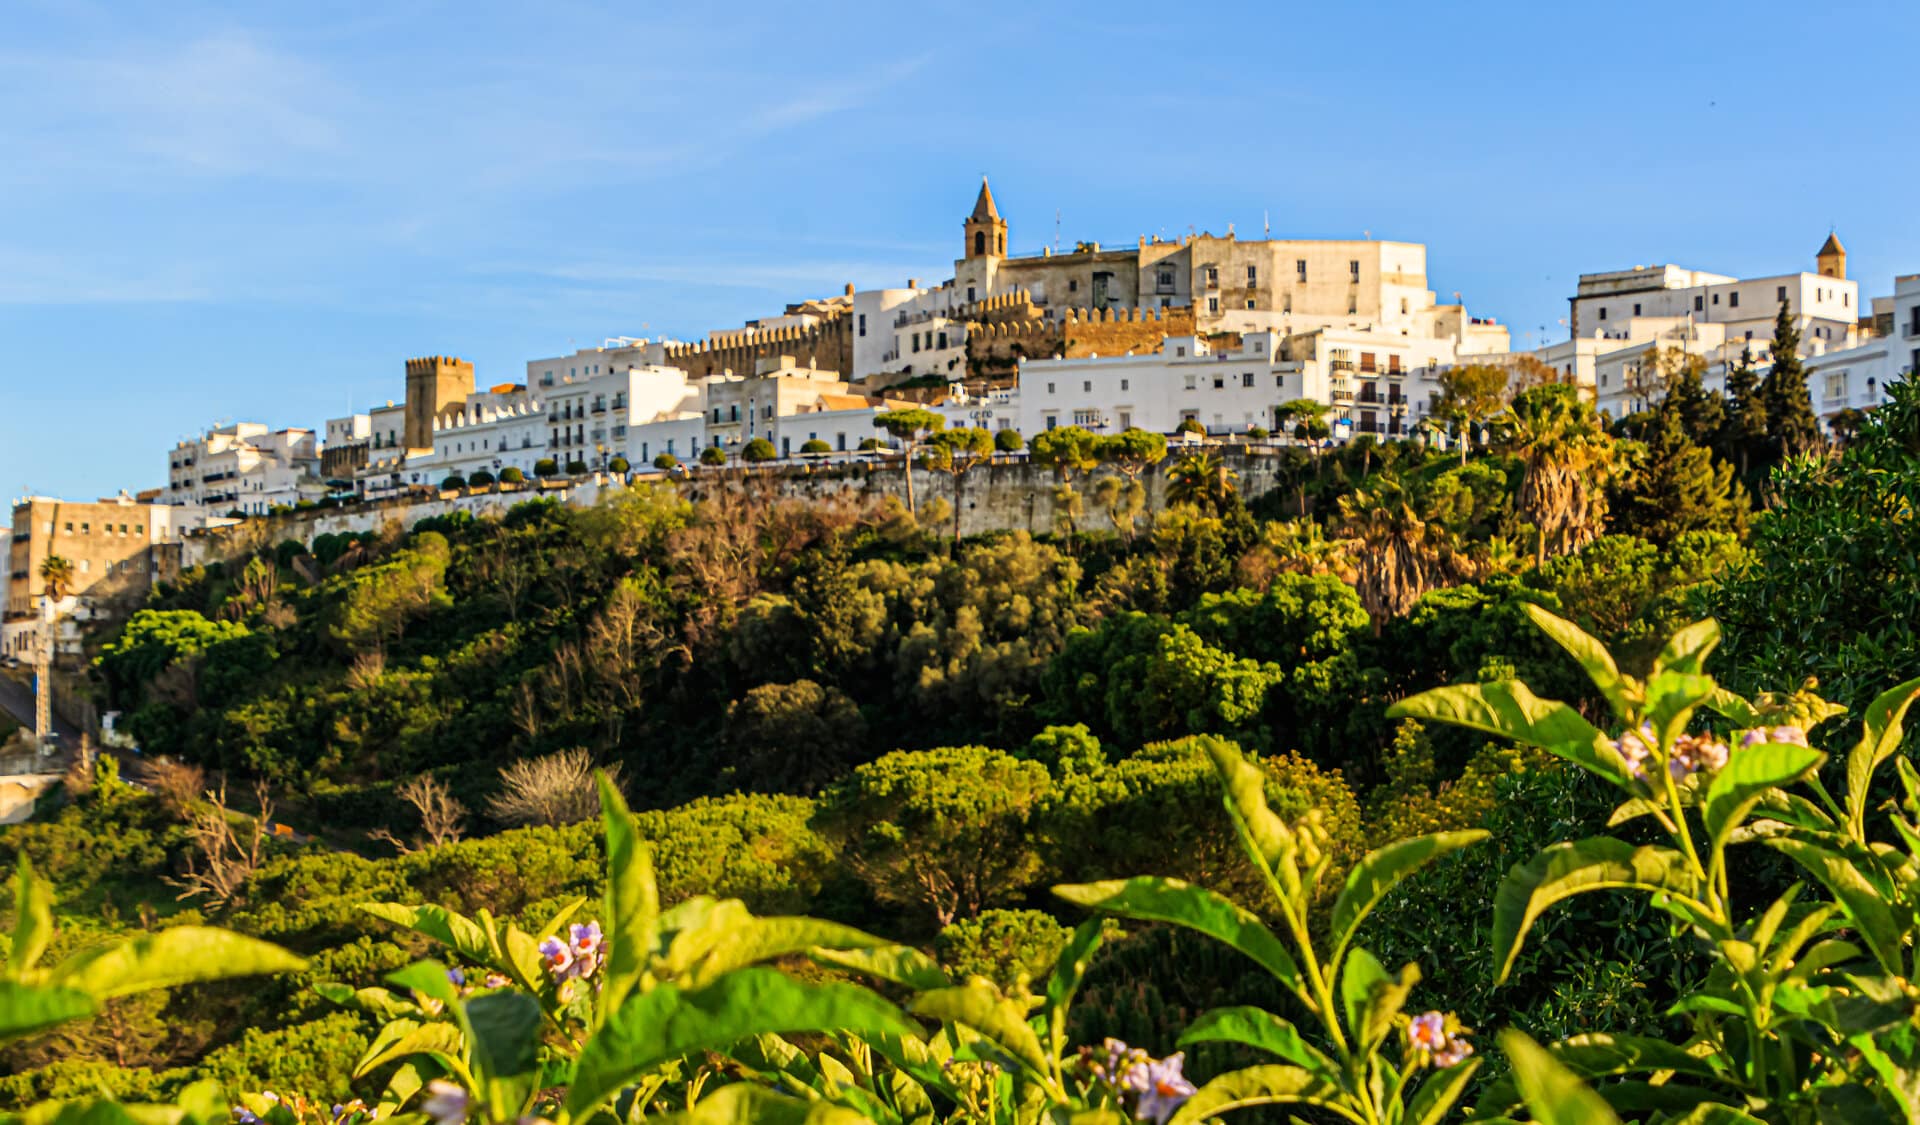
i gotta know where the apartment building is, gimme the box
[4,494,224,659]
[166,423,322,515]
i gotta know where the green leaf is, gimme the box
[1327,830,1487,960]
[1645,672,1717,745]
[353,1019,464,1078]
[1498,1029,1622,1125]
[1848,676,1920,831]
[807,945,950,991]
[361,903,496,967]
[1492,839,1700,984]
[1045,918,1105,1022]
[1652,619,1721,679]
[10,855,54,977]
[1544,1033,1725,1081]
[1199,737,1294,868]
[0,980,96,1044]
[670,915,894,988]
[1523,603,1632,718]
[465,990,542,1080]
[1176,1006,1336,1075]
[47,927,306,999]
[1338,948,1388,1042]
[654,1084,869,1125]
[911,980,1051,1079]
[1703,743,1825,848]
[1406,1058,1482,1125]
[1387,682,1619,783]
[1164,1064,1347,1125]
[598,770,656,1014]
[566,967,915,1118]
[1053,878,1301,992]
[1767,839,1905,974]
[385,959,461,1008]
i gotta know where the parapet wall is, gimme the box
[181,451,1289,565]
[967,304,1196,373]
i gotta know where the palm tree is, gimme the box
[1165,449,1239,512]
[39,555,76,604]
[1333,483,1446,636]
[1501,384,1619,567]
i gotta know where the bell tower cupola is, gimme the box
[964,177,1007,261]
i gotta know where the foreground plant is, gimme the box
[334,775,934,1123]
[1391,604,1920,1123]
[0,852,307,1123]
[919,737,1486,1124]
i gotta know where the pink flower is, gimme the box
[1408,1011,1447,1051]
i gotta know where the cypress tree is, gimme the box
[1718,347,1767,476]
[1617,405,1749,544]
[1760,300,1820,459]
[1660,348,1724,446]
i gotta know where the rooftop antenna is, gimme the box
[1053,209,1061,254]
[1264,210,1270,238]
[1364,229,1371,240]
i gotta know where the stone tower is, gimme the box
[404,356,475,450]
[956,178,1008,302]
[1816,232,1846,280]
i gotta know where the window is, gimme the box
[967,286,975,301]
[1044,413,1059,430]
[1212,376,1225,389]
[1246,265,1257,284]
[1713,293,1720,305]
[1120,379,1129,390]
[1047,382,1056,394]
[1118,411,1132,428]
[1176,346,1186,357]
[1204,266,1219,286]
[1083,380,1091,392]
[1633,303,1641,316]
[858,314,866,337]
[1844,292,1850,308]
[1073,409,1100,427]
[1068,279,1079,292]
[1777,286,1787,303]
[1208,297,1220,313]
[1349,260,1360,279]
[1245,298,1256,309]
[1242,372,1255,387]
[936,331,947,349]
[1347,298,1357,315]
[1598,306,1608,320]
[837,433,847,451]
[1296,260,1307,281]
[1694,295,1704,311]
[911,334,920,353]
[1156,270,1174,290]
[1729,291,1740,309]
[1184,374,1198,390]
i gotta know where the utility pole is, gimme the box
[34,593,52,751]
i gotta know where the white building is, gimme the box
[1017,329,1453,440]
[1569,237,1860,355]
[1806,272,1920,423]
[405,384,548,486]
[166,423,322,515]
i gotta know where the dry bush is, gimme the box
[133,756,206,817]
[486,748,622,827]
[370,772,468,853]
[167,781,270,907]
[345,650,387,691]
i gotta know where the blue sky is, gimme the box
[4,0,1915,505]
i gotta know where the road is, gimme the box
[0,673,81,743]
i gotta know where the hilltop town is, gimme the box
[9,180,1914,672]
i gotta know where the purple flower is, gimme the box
[233,1110,259,1125]
[537,935,574,977]
[421,1080,468,1125]
[1433,1038,1475,1068]
[1610,722,1657,781]
[446,967,466,987]
[1132,1054,1196,1124]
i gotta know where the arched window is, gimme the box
[998,233,1005,254]
[974,230,986,256]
